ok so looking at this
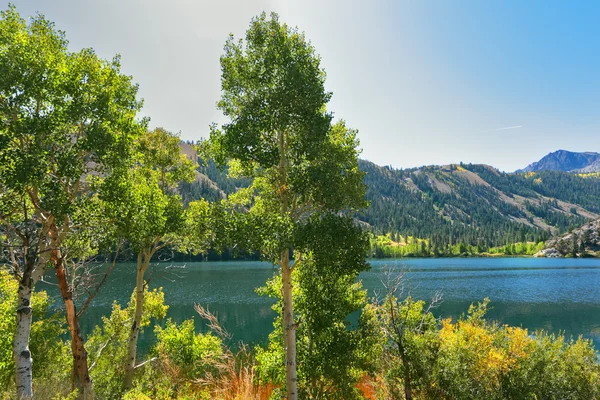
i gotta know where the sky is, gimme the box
[7,0,600,171]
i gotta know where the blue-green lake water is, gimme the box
[43,258,600,350]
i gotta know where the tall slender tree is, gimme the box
[0,6,145,398]
[108,128,214,390]
[208,13,365,398]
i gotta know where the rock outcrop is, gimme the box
[534,248,561,258]
[536,219,600,257]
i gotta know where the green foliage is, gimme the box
[369,234,432,258]
[208,14,368,397]
[85,287,168,399]
[370,233,548,258]
[138,128,196,190]
[372,296,600,400]
[154,319,222,379]
[256,215,377,399]
[208,12,365,222]
[172,199,215,255]
[372,295,439,399]
[0,4,145,220]
[211,12,331,170]
[0,270,69,388]
[500,331,600,400]
[122,317,224,400]
[487,241,545,256]
[0,5,145,398]
[103,167,178,252]
[103,128,214,257]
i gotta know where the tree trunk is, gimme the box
[14,232,50,399]
[399,344,412,400]
[124,251,148,390]
[54,251,94,400]
[14,272,34,399]
[277,129,298,399]
[281,250,298,400]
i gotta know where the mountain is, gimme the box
[518,150,600,173]
[357,161,600,247]
[178,145,600,249]
[573,159,600,173]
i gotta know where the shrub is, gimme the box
[86,286,168,400]
[154,318,223,379]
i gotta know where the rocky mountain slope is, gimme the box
[574,159,600,173]
[535,219,600,257]
[357,161,600,247]
[518,150,600,173]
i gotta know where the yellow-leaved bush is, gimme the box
[376,298,600,400]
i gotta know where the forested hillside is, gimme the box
[180,153,600,249]
[359,161,600,248]
[179,143,251,204]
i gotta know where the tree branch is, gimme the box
[77,241,122,317]
[134,357,157,369]
[89,334,115,372]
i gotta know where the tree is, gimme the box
[256,215,377,399]
[85,287,168,399]
[208,13,365,398]
[373,271,441,400]
[0,6,144,398]
[572,233,579,257]
[107,128,213,391]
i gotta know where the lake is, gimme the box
[42,258,600,350]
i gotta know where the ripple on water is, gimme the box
[41,258,600,350]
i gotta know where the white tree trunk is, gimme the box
[14,280,34,399]
[124,251,148,390]
[14,241,50,400]
[277,130,298,399]
[281,251,298,400]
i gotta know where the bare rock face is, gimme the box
[541,219,600,257]
[534,248,561,258]
[573,159,600,173]
[518,150,600,173]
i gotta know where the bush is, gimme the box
[154,318,222,379]
[85,286,168,400]
[127,317,223,400]
[374,297,600,400]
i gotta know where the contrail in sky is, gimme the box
[488,125,523,131]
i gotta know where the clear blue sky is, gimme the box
[7,0,600,171]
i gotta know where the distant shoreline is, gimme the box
[369,254,598,260]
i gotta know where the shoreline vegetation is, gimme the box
[0,6,599,400]
[369,231,600,259]
[369,234,546,258]
[1,269,599,399]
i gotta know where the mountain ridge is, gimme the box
[357,160,600,247]
[178,143,600,249]
[517,150,600,173]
